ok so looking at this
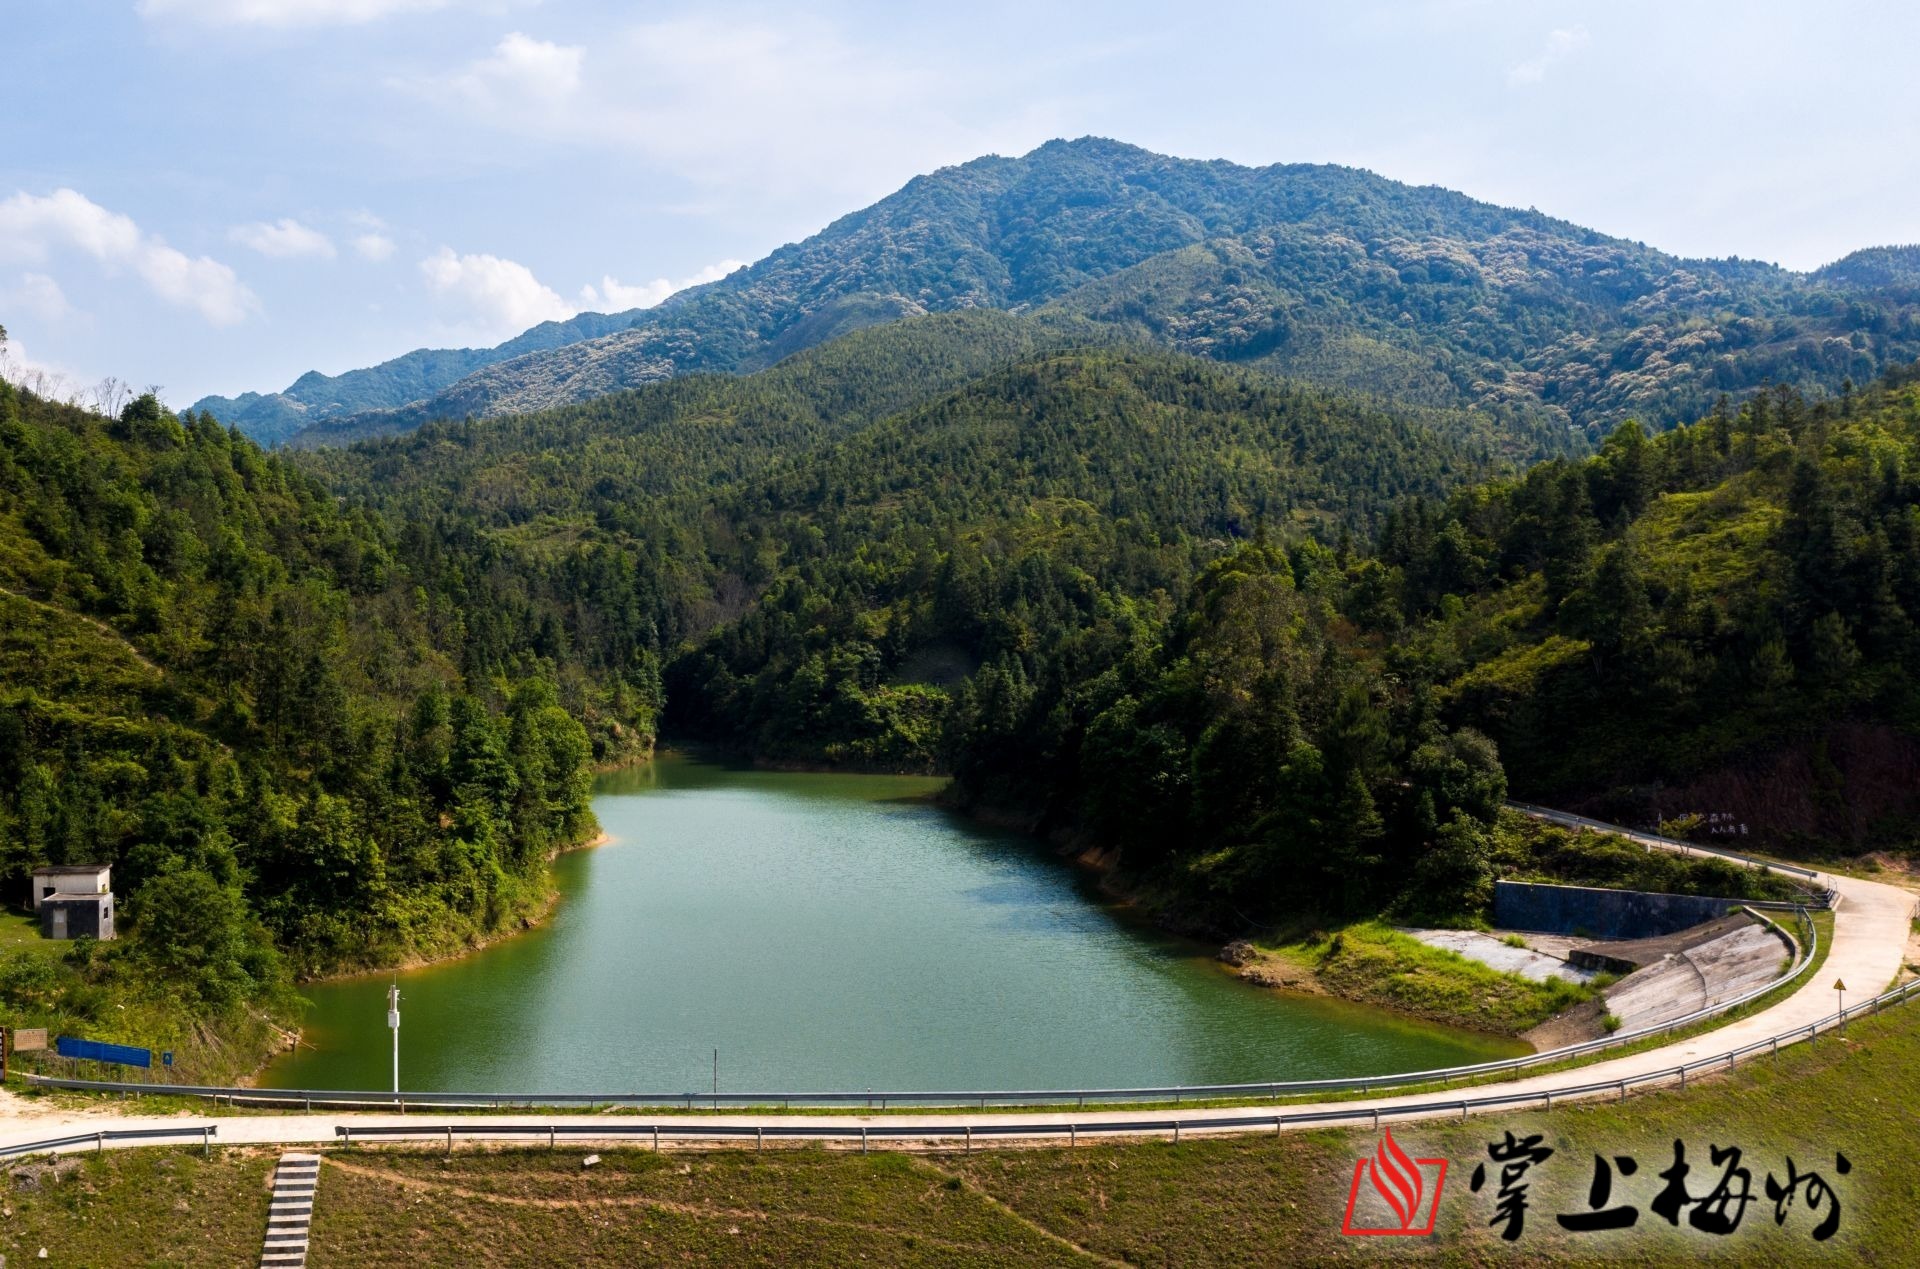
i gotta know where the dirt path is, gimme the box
[321,1154,1081,1261]
[0,583,164,678]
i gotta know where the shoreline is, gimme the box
[690,751,1537,1045]
[293,822,616,989]
[943,788,1543,1048]
[246,819,620,1085]
[257,755,1526,1088]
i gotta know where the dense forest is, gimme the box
[1372,368,1920,851]
[938,367,1920,927]
[308,323,1490,773]
[10,288,1920,1065]
[0,376,631,1069]
[311,329,1920,931]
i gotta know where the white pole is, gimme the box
[387,981,401,1094]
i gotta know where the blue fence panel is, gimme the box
[55,1036,152,1068]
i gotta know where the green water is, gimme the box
[262,754,1521,1093]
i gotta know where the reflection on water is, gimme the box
[262,752,1521,1092]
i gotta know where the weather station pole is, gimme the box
[388,980,401,1093]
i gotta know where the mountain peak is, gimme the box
[194,140,1920,450]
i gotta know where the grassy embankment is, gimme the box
[6,986,1917,1265]
[0,913,291,1086]
[1234,922,1592,1036]
[1217,813,1810,1038]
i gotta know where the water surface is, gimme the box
[263,754,1520,1092]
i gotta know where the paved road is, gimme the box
[5,816,1913,1154]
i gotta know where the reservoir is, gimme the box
[261,753,1521,1093]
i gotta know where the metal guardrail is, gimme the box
[0,1124,216,1160]
[314,975,1920,1151]
[23,908,1821,1113]
[4,973,1914,1161]
[1506,801,1830,888]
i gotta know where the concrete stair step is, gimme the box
[258,1151,322,1269]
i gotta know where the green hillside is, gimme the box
[305,320,1514,929]
[301,305,1920,927]
[189,309,651,448]
[1369,368,1920,853]
[19,290,1920,1065]
[0,378,629,1072]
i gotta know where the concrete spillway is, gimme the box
[1593,916,1794,1031]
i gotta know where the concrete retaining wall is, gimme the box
[1493,880,1743,940]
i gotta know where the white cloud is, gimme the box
[420,245,573,340]
[394,17,1052,199]
[1509,26,1590,86]
[430,32,584,115]
[579,259,746,311]
[137,0,452,27]
[353,232,397,261]
[231,217,336,258]
[0,189,257,325]
[3,273,76,324]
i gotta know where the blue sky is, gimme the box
[5,1,1917,406]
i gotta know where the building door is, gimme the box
[50,907,66,939]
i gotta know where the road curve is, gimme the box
[4,818,1914,1154]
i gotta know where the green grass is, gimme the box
[16,992,1920,1264]
[0,911,64,956]
[1259,921,1593,1036]
[0,1146,271,1267]
[1635,479,1783,594]
[1491,811,1810,903]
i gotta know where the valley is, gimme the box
[5,134,1920,1260]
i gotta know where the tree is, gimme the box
[1405,728,1507,836]
[1408,811,1496,920]
[1543,470,1598,605]
[1593,419,1657,526]
[1575,541,1655,673]
[1807,612,1860,689]
[130,868,283,1011]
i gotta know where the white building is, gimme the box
[30,864,116,941]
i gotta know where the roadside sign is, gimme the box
[162,1051,173,1068]
[54,1036,152,1068]
[1833,978,1847,992]
[12,1028,47,1052]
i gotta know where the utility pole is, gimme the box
[388,980,401,1094]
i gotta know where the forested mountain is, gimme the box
[0,376,646,1065]
[293,316,1518,926]
[873,364,1920,931]
[201,139,1920,455]
[329,344,1920,902]
[190,308,652,447]
[10,299,1513,1063]
[306,318,1485,767]
[1367,367,1920,854]
[1814,245,1920,291]
[13,267,1920,1072]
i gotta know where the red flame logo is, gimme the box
[1341,1128,1448,1236]
[1367,1128,1423,1228]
